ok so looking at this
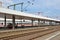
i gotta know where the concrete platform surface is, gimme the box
[33,31,60,40]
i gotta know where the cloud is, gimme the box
[45,0,60,10]
[0,0,14,8]
[0,0,13,4]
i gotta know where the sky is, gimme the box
[0,0,60,19]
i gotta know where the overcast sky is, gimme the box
[0,0,60,19]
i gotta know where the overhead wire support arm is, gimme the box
[7,2,24,12]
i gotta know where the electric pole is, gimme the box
[7,2,24,12]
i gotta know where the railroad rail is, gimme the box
[0,26,60,40]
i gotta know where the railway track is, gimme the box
[29,29,57,40]
[0,26,59,40]
[30,26,60,40]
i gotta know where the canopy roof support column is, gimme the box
[49,21,53,25]
[12,15,15,29]
[31,20,33,26]
[4,14,6,27]
[43,21,45,24]
[21,18,22,26]
[38,20,40,27]
[59,22,60,25]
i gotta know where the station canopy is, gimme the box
[0,7,60,22]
